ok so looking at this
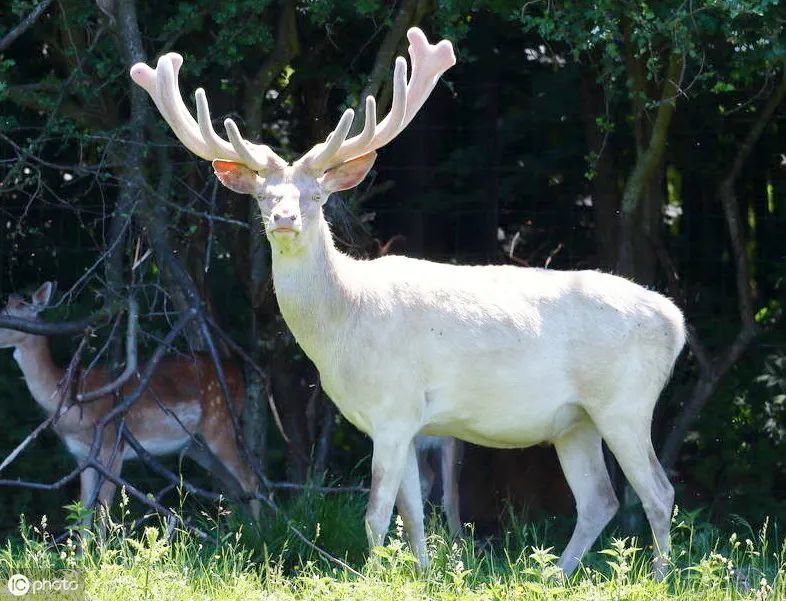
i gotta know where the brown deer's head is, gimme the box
[0,282,55,348]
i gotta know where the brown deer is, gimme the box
[0,282,260,525]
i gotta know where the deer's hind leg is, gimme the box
[554,417,619,576]
[589,400,674,579]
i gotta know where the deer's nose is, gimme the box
[270,209,301,235]
[273,211,298,223]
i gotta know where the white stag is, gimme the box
[131,27,684,575]
[0,283,260,525]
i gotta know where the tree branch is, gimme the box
[620,52,684,217]
[206,316,289,444]
[617,51,683,276]
[0,0,54,52]
[659,68,786,470]
[242,0,299,134]
[0,307,113,336]
[351,0,421,135]
[77,297,138,402]
[0,414,55,473]
[719,69,786,329]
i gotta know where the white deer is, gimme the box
[131,27,685,576]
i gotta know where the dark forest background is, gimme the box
[0,0,784,539]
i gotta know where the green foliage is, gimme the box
[0,504,783,599]
[685,347,786,523]
[515,0,785,97]
[1,0,785,545]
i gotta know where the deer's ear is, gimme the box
[212,160,263,195]
[31,281,55,309]
[319,152,377,193]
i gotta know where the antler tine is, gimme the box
[307,108,355,170]
[301,58,407,173]
[400,28,456,130]
[337,94,380,154]
[357,96,378,147]
[130,53,286,172]
[150,54,212,160]
[224,118,273,172]
[355,56,408,153]
[195,88,238,161]
[296,27,455,174]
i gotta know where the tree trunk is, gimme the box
[233,0,301,478]
[659,69,786,471]
[579,67,620,270]
[351,0,421,134]
[617,52,683,279]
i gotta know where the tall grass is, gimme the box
[0,490,783,600]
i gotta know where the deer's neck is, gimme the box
[13,336,65,415]
[271,216,357,366]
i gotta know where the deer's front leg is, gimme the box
[396,441,427,568]
[365,428,413,552]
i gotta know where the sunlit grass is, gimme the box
[0,491,783,600]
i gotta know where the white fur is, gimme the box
[265,207,684,575]
[273,217,684,445]
[134,27,684,575]
[158,158,683,575]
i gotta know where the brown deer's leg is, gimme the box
[79,467,99,531]
[196,421,260,520]
[93,440,125,540]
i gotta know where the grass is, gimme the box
[0,490,783,600]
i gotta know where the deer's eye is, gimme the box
[312,192,321,202]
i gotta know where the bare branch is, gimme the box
[104,311,196,426]
[719,69,786,329]
[77,298,139,402]
[0,0,54,52]
[0,307,113,336]
[121,429,222,501]
[87,456,208,540]
[206,315,289,444]
[0,415,55,473]
[198,317,268,485]
[0,465,83,491]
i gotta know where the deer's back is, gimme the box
[320,256,684,442]
[355,256,684,354]
[56,354,244,458]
